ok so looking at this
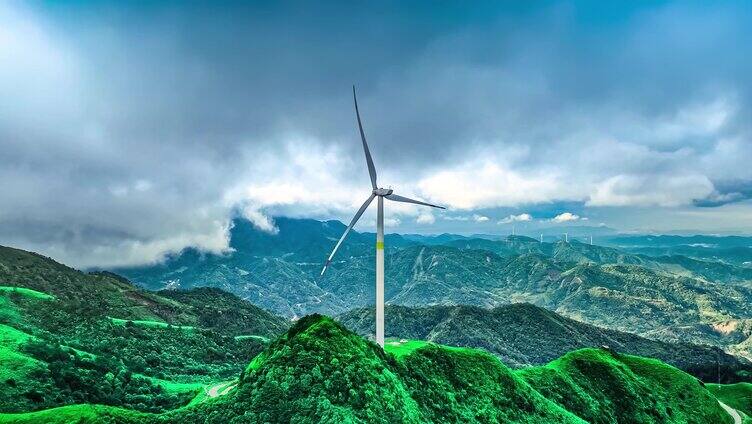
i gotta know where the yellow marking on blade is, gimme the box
[376,241,384,250]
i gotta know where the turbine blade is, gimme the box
[385,193,446,209]
[353,86,378,189]
[321,194,376,275]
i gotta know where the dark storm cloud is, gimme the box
[2,1,752,266]
[695,180,752,207]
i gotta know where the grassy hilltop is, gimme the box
[0,315,737,423]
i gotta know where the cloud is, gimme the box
[444,216,470,221]
[417,160,579,210]
[588,174,714,207]
[473,214,489,223]
[2,1,752,267]
[416,212,435,225]
[241,207,278,234]
[552,213,581,223]
[385,217,401,227]
[498,213,532,224]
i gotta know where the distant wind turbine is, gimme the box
[320,86,445,347]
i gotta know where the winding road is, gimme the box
[719,401,742,424]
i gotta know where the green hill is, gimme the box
[0,245,288,414]
[708,382,752,416]
[0,314,738,423]
[338,303,752,382]
[519,348,730,423]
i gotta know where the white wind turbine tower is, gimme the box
[320,86,445,347]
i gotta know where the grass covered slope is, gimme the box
[391,343,584,423]
[0,245,289,414]
[171,315,585,424]
[709,383,752,417]
[0,404,151,424]
[174,314,427,423]
[519,348,731,424]
[339,303,752,382]
[0,314,741,423]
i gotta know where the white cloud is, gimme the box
[498,213,532,224]
[242,207,278,234]
[473,214,489,222]
[384,217,401,227]
[444,216,470,221]
[3,1,752,269]
[587,174,714,207]
[552,212,580,223]
[134,179,152,192]
[416,212,435,225]
[417,160,579,210]
[653,97,734,142]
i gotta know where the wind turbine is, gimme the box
[320,86,445,347]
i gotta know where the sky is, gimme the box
[2,0,752,268]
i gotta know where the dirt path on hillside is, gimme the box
[719,401,742,424]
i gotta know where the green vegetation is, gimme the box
[340,303,752,383]
[709,382,752,416]
[109,317,195,331]
[117,217,752,361]
[384,339,431,359]
[185,380,236,406]
[233,334,269,342]
[519,348,731,423]
[0,314,741,423]
[2,239,749,422]
[0,404,151,424]
[15,340,197,412]
[0,245,288,414]
[0,286,54,300]
[172,315,585,423]
[393,342,582,423]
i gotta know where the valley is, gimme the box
[116,218,752,355]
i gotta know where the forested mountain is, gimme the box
[338,303,752,382]
[0,244,747,423]
[604,235,752,267]
[0,245,288,413]
[114,217,752,356]
[0,315,734,424]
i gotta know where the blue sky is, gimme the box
[1,1,752,267]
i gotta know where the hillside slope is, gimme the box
[519,348,730,423]
[1,314,736,423]
[338,303,752,382]
[113,218,752,357]
[0,245,288,413]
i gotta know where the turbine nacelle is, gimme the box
[373,188,393,196]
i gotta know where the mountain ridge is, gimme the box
[112,217,752,355]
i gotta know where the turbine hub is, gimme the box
[373,188,393,196]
